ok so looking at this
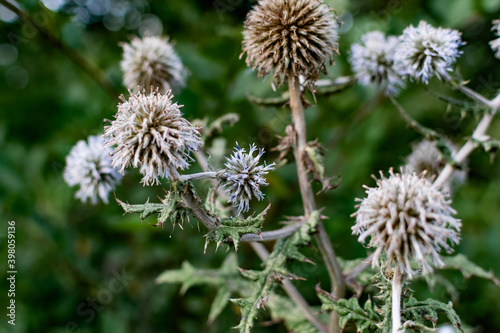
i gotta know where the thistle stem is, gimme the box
[288,73,345,333]
[251,242,328,333]
[434,85,499,187]
[392,266,403,333]
[178,171,218,182]
[193,149,326,330]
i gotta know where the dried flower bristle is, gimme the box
[241,0,340,87]
[396,21,463,84]
[405,139,467,191]
[221,143,275,214]
[104,88,201,186]
[120,36,186,93]
[351,168,461,279]
[64,135,122,205]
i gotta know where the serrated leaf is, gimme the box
[156,253,249,324]
[208,287,231,323]
[267,294,323,333]
[205,203,270,251]
[317,290,381,333]
[232,211,320,333]
[442,254,500,287]
[403,297,463,333]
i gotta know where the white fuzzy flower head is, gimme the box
[120,36,186,93]
[64,135,122,205]
[351,168,461,279]
[396,21,463,84]
[350,31,405,95]
[405,139,467,191]
[104,88,201,186]
[221,143,276,215]
[489,19,500,59]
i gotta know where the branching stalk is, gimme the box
[250,242,328,333]
[288,73,345,333]
[434,86,499,187]
[193,149,325,330]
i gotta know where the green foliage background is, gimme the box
[1,0,500,332]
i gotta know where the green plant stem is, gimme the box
[0,0,120,99]
[193,149,325,330]
[251,242,328,333]
[288,73,345,333]
[392,266,403,333]
[178,171,218,182]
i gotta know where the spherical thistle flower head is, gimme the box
[396,21,464,84]
[221,143,276,215]
[120,36,186,93]
[350,31,405,96]
[104,88,201,186]
[241,0,340,87]
[351,168,461,279]
[489,19,500,59]
[63,135,122,205]
[405,139,467,191]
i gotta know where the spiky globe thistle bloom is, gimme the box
[350,31,405,95]
[351,168,461,279]
[120,36,186,93]
[395,21,463,84]
[489,19,500,59]
[64,135,122,205]
[241,0,340,87]
[104,89,201,186]
[405,139,467,190]
[221,143,276,214]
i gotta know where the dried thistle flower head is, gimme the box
[104,88,201,186]
[350,31,405,96]
[221,143,276,215]
[489,19,500,59]
[120,36,186,93]
[64,135,122,205]
[351,168,461,279]
[405,139,467,191]
[241,0,340,87]
[396,21,463,84]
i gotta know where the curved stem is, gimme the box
[434,86,499,187]
[288,74,345,333]
[193,149,326,330]
[392,266,403,333]
[251,242,328,333]
[0,0,120,99]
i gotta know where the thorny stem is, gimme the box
[392,266,403,333]
[178,183,219,230]
[251,242,328,333]
[288,73,345,333]
[0,0,120,99]
[434,83,500,187]
[193,149,325,329]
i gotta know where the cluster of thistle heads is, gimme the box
[63,0,500,279]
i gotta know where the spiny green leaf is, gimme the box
[441,254,500,287]
[317,290,381,333]
[403,297,463,333]
[205,203,270,251]
[232,211,320,333]
[267,294,323,333]
[208,287,231,323]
